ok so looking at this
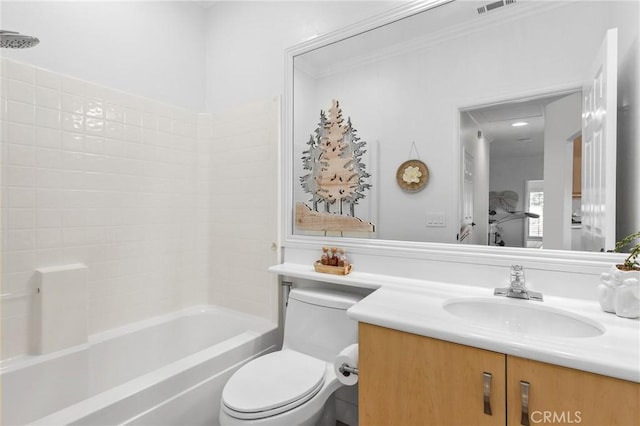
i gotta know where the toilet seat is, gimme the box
[222,350,327,420]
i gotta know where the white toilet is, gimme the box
[219,287,362,426]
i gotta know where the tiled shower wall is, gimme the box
[0,58,212,360]
[209,98,280,324]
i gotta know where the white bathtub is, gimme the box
[0,306,278,426]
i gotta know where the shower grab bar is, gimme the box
[0,289,39,301]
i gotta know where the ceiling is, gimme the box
[466,93,573,159]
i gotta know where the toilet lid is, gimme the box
[222,350,326,419]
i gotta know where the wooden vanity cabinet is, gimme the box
[358,323,506,426]
[507,356,640,426]
[359,323,640,426]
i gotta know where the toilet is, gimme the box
[219,287,362,426]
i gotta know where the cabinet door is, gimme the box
[507,356,640,426]
[359,323,506,426]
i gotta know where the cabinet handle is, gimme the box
[520,381,530,426]
[482,372,492,415]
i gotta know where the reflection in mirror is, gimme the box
[460,91,581,250]
[290,0,639,253]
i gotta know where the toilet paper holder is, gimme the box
[338,363,359,377]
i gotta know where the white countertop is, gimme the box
[269,263,640,383]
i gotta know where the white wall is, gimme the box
[0,1,207,110]
[204,1,404,114]
[460,112,489,245]
[291,1,639,245]
[543,92,581,250]
[490,153,544,248]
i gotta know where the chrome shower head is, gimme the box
[0,30,40,49]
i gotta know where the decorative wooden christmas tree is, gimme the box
[300,99,371,217]
[298,100,373,233]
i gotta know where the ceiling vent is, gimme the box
[477,0,516,15]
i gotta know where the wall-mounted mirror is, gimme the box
[286,0,639,255]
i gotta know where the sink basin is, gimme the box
[443,298,605,338]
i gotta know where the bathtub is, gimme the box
[0,305,278,426]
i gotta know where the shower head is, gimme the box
[0,30,40,49]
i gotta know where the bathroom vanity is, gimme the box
[270,264,640,426]
[359,324,638,426]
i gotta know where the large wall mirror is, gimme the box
[285,0,639,258]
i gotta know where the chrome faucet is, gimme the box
[494,265,543,301]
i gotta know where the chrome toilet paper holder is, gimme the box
[339,363,359,376]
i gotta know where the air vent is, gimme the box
[477,0,516,15]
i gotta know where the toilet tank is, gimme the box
[283,288,363,363]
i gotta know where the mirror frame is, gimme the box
[282,0,623,272]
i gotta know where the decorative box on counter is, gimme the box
[314,247,352,275]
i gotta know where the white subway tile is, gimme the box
[35,106,61,129]
[2,250,36,274]
[124,109,143,127]
[59,189,86,209]
[36,127,62,150]
[142,113,158,130]
[85,99,104,118]
[61,93,84,114]
[36,69,62,90]
[7,229,36,250]
[35,86,61,110]
[85,118,105,135]
[37,189,60,209]
[6,101,35,125]
[6,165,37,187]
[36,247,66,269]
[37,148,62,169]
[104,121,124,140]
[59,170,85,190]
[5,122,36,146]
[104,139,124,157]
[8,208,35,230]
[37,209,62,228]
[7,144,36,167]
[186,123,197,138]
[62,209,85,227]
[85,83,108,101]
[37,169,62,190]
[0,316,31,359]
[85,227,107,245]
[7,79,35,104]
[61,112,84,132]
[6,61,35,84]
[158,117,172,133]
[62,227,85,246]
[37,228,62,248]
[61,151,84,171]
[85,136,104,154]
[1,271,36,295]
[8,187,37,208]
[62,132,84,152]
[123,125,142,142]
[106,104,125,123]
[61,76,85,96]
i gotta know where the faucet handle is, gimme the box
[510,264,525,286]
